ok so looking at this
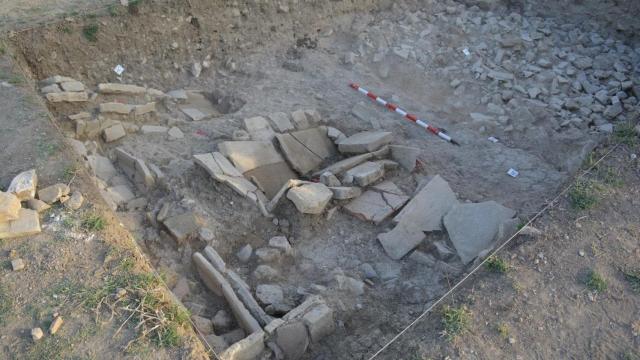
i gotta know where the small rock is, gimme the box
[102,124,127,142]
[221,328,245,345]
[31,327,44,341]
[49,316,64,335]
[287,183,333,214]
[168,127,184,139]
[26,199,51,213]
[192,315,214,335]
[276,321,309,360]
[11,258,25,271]
[255,248,281,263]
[360,263,378,279]
[7,169,37,201]
[320,172,341,187]
[255,284,284,305]
[191,62,203,78]
[63,191,84,210]
[578,250,585,257]
[236,245,253,263]
[232,129,251,141]
[334,275,365,296]
[199,227,215,242]
[268,236,292,255]
[253,265,279,281]
[37,184,70,204]
[0,192,21,222]
[212,310,233,330]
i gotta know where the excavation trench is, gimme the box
[10,0,640,358]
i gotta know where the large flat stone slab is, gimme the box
[378,224,426,260]
[276,133,323,175]
[244,116,276,141]
[218,141,284,174]
[244,162,297,200]
[268,112,294,132]
[337,131,392,154]
[393,175,458,232]
[343,161,384,187]
[163,212,202,244]
[287,183,333,214]
[289,127,336,159]
[343,182,409,224]
[0,209,41,239]
[443,201,516,264]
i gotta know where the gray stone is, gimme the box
[191,315,214,335]
[105,185,135,206]
[237,245,253,263]
[487,70,514,81]
[219,331,265,360]
[329,186,362,200]
[60,81,85,92]
[320,172,340,187]
[344,182,409,224]
[40,75,77,85]
[221,329,246,344]
[0,209,41,239]
[378,224,426,260]
[168,127,184,139]
[37,183,70,204]
[373,262,402,281]
[46,92,88,103]
[41,84,61,94]
[360,263,378,279]
[291,110,316,130]
[193,253,262,334]
[302,304,334,343]
[63,191,84,210]
[140,125,168,134]
[244,116,276,141]
[8,169,37,201]
[255,284,284,305]
[268,112,294,132]
[253,265,279,281]
[203,334,230,354]
[213,310,233,330]
[287,183,333,214]
[603,102,623,120]
[255,248,281,263]
[337,131,392,154]
[181,107,208,121]
[327,127,346,142]
[276,133,323,175]
[334,275,365,296]
[343,161,384,186]
[572,57,593,70]
[98,83,146,95]
[597,123,613,133]
[276,321,309,360]
[390,145,421,171]
[163,212,201,244]
[393,175,458,232]
[218,141,284,173]
[0,192,20,222]
[99,102,133,115]
[268,236,292,255]
[102,124,126,142]
[167,89,188,101]
[204,246,226,273]
[226,271,274,327]
[443,201,516,264]
[11,258,25,271]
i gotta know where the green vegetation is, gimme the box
[442,305,471,340]
[81,214,106,231]
[497,322,510,339]
[60,25,72,34]
[61,164,78,183]
[569,179,599,210]
[613,122,638,147]
[623,269,640,293]
[585,270,607,293]
[82,24,99,42]
[599,166,624,188]
[0,284,12,325]
[485,256,509,273]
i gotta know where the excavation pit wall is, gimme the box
[10,0,640,358]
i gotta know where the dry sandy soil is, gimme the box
[1,0,639,359]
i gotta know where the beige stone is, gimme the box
[38,183,70,204]
[46,92,88,103]
[0,209,41,239]
[0,192,21,222]
[7,169,37,200]
[98,83,146,95]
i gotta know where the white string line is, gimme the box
[368,144,620,359]
[9,56,220,359]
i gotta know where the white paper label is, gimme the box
[113,64,125,75]
[507,168,519,177]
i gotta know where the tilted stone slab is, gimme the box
[393,175,458,232]
[218,141,284,174]
[337,131,392,154]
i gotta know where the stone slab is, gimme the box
[443,201,516,264]
[390,145,421,171]
[0,192,20,222]
[98,83,146,95]
[378,224,426,260]
[344,184,409,224]
[219,330,265,360]
[287,183,333,214]
[0,209,41,239]
[163,212,201,243]
[337,131,392,154]
[181,107,208,121]
[344,161,384,186]
[276,133,323,175]
[244,116,276,141]
[244,162,297,200]
[268,112,294,132]
[218,141,284,174]
[289,127,336,159]
[393,175,458,232]
[46,92,88,103]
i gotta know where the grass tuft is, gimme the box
[497,322,510,339]
[585,270,607,293]
[623,269,640,293]
[485,256,509,273]
[82,24,99,42]
[81,214,106,231]
[613,122,638,147]
[442,305,471,340]
[569,180,599,210]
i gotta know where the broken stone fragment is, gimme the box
[11,258,25,271]
[253,265,279,281]
[244,116,276,141]
[37,183,70,204]
[46,92,88,103]
[86,155,117,183]
[134,102,156,116]
[302,303,335,343]
[8,169,37,201]
[268,112,294,132]
[168,127,184,139]
[0,192,21,222]
[329,186,362,200]
[275,321,309,360]
[334,274,365,296]
[97,83,146,95]
[343,161,384,186]
[378,223,426,260]
[181,107,208,121]
[99,102,133,115]
[268,236,292,255]
[49,316,64,335]
[389,145,421,171]
[63,191,84,210]
[213,310,233,330]
[236,244,253,263]
[203,246,226,273]
[0,209,41,239]
[26,199,50,213]
[327,127,346,142]
[291,109,314,130]
[191,315,214,335]
[319,172,340,187]
[393,175,458,232]
[287,183,333,214]
[219,330,265,360]
[105,185,135,206]
[443,201,516,264]
[337,131,392,154]
[102,124,127,142]
[31,327,44,341]
[204,334,229,354]
[60,81,85,92]
[41,84,61,94]
[255,248,281,263]
[255,284,284,305]
[162,212,202,244]
[167,89,188,101]
[343,182,409,224]
[140,125,168,134]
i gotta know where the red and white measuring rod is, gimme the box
[349,83,459,146]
